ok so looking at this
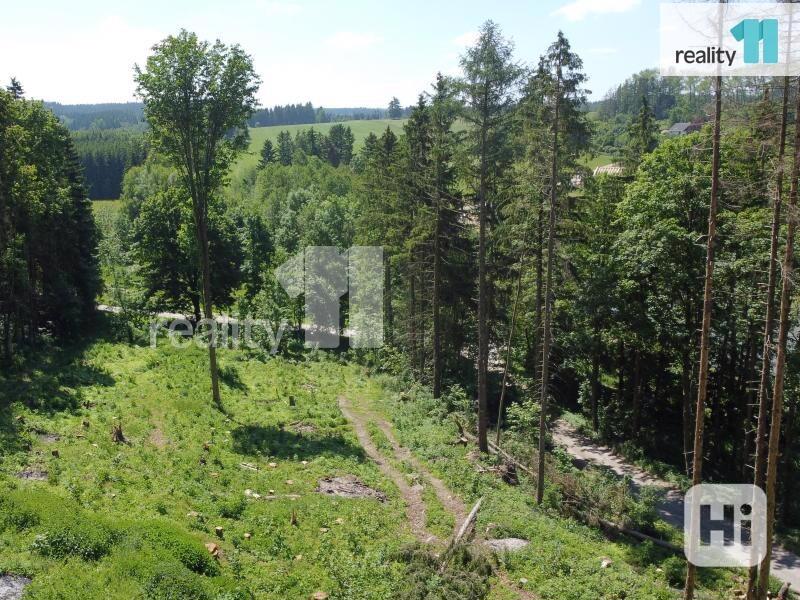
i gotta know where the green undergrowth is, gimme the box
[0,326,413,599]
[358,375,747,600]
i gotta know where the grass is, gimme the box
[0,321,411,599]
[230,119,407,182]
[356,378,748,600]
[0,322,772,599]
[578,153,615,170]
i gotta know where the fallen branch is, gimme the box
[439,497,483,572]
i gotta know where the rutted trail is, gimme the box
[337,395,436,543]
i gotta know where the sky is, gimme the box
[0,0,661,107]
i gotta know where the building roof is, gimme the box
[593,162,625,177]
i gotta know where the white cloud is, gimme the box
[452,31,479,48]
[552,0,640,22]
[325,31,382,51]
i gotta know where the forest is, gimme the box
[3,14,800,600]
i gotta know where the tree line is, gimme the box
[27,22,800,600]
[0,86,100,359]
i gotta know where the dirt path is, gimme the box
[339,396,536,599]
[552,418,800,591]
[338,396,436,543]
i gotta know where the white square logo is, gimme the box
[684,484,767,567]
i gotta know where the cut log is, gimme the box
[777,582,791,600]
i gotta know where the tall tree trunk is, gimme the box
[631,348,643,441]
[197,204,222,411]
[747,74,789,600]
[477,119,490,453]
[409,269,417,374]
[684,73,722,600]
[536,72,560,505]
[495,256,525,447]
[590,323,601,432]
[532,194,545,379]
[385,261,393,346]
[756,74,800,600]
[682,322,694,476]
[432,191,442,398]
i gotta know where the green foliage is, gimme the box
[395,545,492,600]
[32,514,115,561]
[0,89,100,352]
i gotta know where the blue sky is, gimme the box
[0,0,660,106]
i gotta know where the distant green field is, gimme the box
[92,200,122,239]
[578,153,615,170]
[231,119,407,180]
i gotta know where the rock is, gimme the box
[335,518,344,525]
[315,476,387,502]
[16,469,47,481]
[269,462,278,468]
[0,574,32,600]
[484,538,530,553]
[186,511,200,519]
[519,578,528,585]
[285,479,294,485]
[601,558,613,569]
[319,527,329,533]
[244,532,252,540]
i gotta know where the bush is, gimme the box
[396,544,492,600]
[32,516,115,560]
[218,497,247,520]
[143,561,210,600]
[135,520,219,575]
[661,555,686,587]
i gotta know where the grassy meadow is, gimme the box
[0,318,746,599]
[230,119,408,182]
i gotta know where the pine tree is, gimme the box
[624,95,659,171]
[526,31,589,504]
[259,139,276,167]
[457,20,522,452]
[388,97,402,119]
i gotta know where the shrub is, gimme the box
[135,520,218,575]
[143,561,209,600]
[32,516,115,560]
[661,555,686,587]
[218,497,247,520]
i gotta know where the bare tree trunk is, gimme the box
[197,203,222,411]
[747,74,789,600]
[631,348,643,440]
[590,323,600,432]
[536,71,560,505]
[532,194,544,380]
[684,74,722,600]
[495,256,524,447]
[385,261,393,346]
[477,120,490,453]
[432,191,442,398]
[756,74,800,600]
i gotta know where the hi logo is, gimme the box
[730,18,779,64]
